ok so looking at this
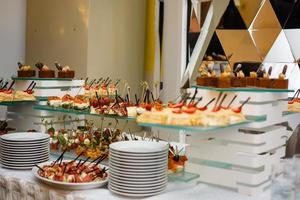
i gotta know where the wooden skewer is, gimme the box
[227,95,237,109]
[34,164,44,172]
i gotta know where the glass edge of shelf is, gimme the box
[33,105,135,120]
[0,100,36,106]
[191,86,294,93]
[283,111,300,116]
[138,115,265,132]
[168,171,200,183]
[12,76,73,81]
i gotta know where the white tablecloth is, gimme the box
[0,165,272,200]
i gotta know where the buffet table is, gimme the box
[0,163,271,200]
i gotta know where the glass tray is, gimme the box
[138,115,266,132]
[33,104,135,120]
[192,85,294,93]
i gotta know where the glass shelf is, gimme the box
[12,76,73,81]
[283,111,300,116]
[0,100,36,106]
[192,86,294,93]
[168,171,200,182]
[138,115,266,132]
[33,104,136,120]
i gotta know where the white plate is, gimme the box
[1,164,36,170]
[1,151,49,158]
[32,161,108,190]
[109,171,167,180]
[109,161,167,169]
[109,167,167,177]
[1,132,49,142]
[109,152,167,160]
[1,158,49,166]
[109,173,167,184]
[109,185,165,197]
[1,149,49,155]
[109,141,168,154]
[110,157,167,166]
[1,157,49,164]
[109,164,167,172]
[0,144,50,151]
[0,141,49,148]
[109,181,166,191]
[0,138,49,144]
[109,149,167,157]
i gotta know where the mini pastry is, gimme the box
[48,96,62,107]
[61,94,74,109]
[73,95,89,110]
[56,62,75,78]
[231,70,246,87]
[271,65,289,89]
[17,62,36,77]
[217,64,231,88]
[258,71,271,88]
[36,62,55,78]
[14,81,36,101]
[246,72,258,87]
[196,63,211,86]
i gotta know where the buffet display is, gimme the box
[197,63,289,89]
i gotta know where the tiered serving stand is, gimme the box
[1,77,298,196]
[140,86,295,196]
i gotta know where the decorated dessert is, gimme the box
[258,67,271,88]
[196,61,217,87]
[35,62,55,78]
[246,71,258,87]
[271,65,289,89]
[55,62,75,78]
[17,62,36,77]
[217,64,231,88]
[231,64,246,87]
[73,95,89,110]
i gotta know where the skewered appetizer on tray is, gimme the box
[168,145,188,173]
[17,62,36,77]
[137,91,249,127]
[35,62,55,78]
[0,81,14,102]
[288,89,300,112]
[48,126,123,159]
[14,81,36,101]
[84,78,119,99]
[36,151,108,184]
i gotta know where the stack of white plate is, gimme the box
[109,141,168,197]
[0,132,50,170]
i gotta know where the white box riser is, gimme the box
[15,80,84,89]
[186,126,286,144]
[33,88,83,97]
[243,101,286,116]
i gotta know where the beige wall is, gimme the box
[87,0,146,96]
[26,0,89,78]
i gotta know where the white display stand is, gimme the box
[184,87,293,196]
[5,78,85,132]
